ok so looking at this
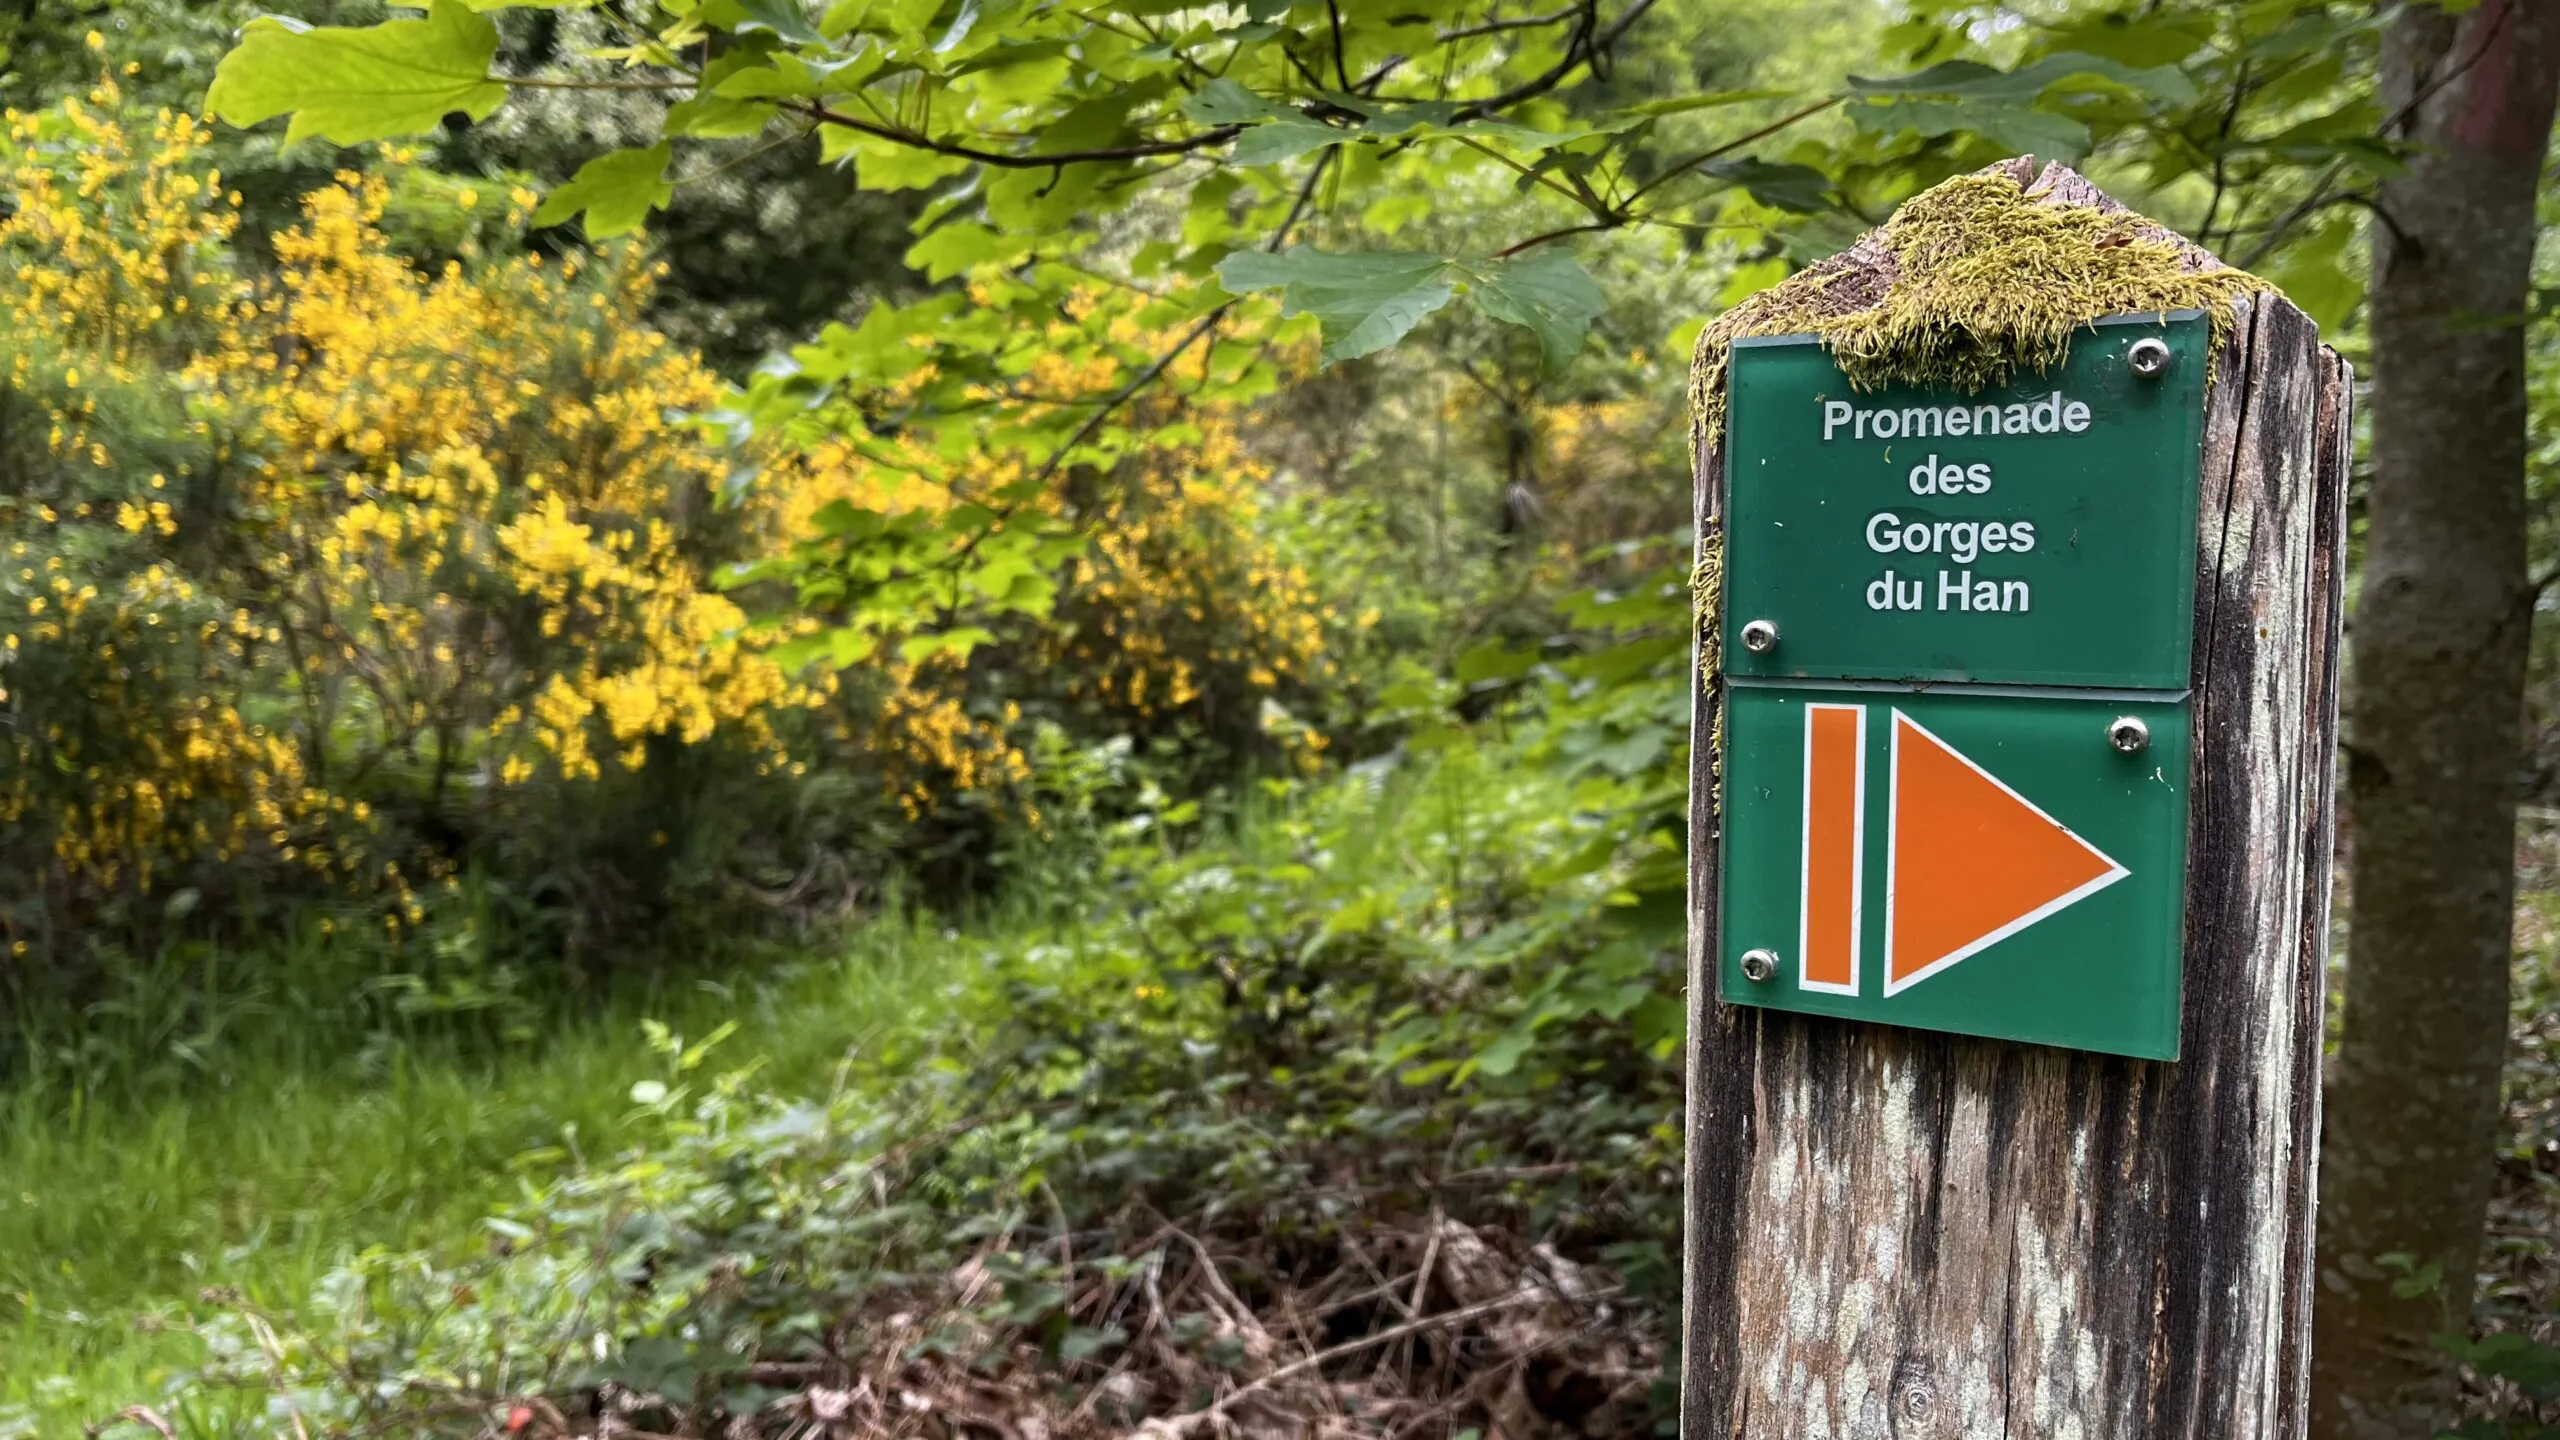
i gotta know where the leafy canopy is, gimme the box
[204,0,2395,665]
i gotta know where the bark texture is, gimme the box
[1681,198,2350,1435]
[2318,5,2560,1437]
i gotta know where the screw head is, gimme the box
[2108,715,2150,754]
[2127,336,2173,378]
[1897,1382,1937,1423]
[1740,618,1780,655]
[1739,948,1780,983]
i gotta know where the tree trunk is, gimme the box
[2317,4,2560,1436]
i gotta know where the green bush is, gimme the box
[80,549,1696,1438]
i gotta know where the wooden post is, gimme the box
[1681,169,2351,1437]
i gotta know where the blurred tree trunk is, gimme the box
[2318,3,2560,1436]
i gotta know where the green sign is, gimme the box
[1715,315,2204,1060]
[1721,312,2207,690]
[1718,686,2188,1058]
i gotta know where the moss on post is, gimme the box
[1687,158,2266,457]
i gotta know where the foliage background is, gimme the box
[0,1,2548,1438]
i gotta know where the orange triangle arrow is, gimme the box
[1884,710,2128,996]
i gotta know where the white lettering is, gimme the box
[1867,512,1902,551]
[1948,521,1980,565]
[1819,394,2099,441]
[1938,568,1970,611]
[1866,571,1926,610]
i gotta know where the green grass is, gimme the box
[0,910,974,1434]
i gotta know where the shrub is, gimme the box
[0,79,1395,994]
[84,557,1697,1438]
[0,80,808,983]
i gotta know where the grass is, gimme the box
[0,908,976,1435]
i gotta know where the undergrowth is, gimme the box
[10,549,1696,1439]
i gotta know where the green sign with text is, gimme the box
[1715,314,2205,1059]
[1721,312,2208,690]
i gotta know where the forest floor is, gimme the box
[0,822,2553,1436]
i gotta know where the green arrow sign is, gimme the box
[1719,685,2189,1058]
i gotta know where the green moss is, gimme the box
[1688,164,2266,455]
[1690,533,1724,771]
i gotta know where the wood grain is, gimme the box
[1680,295,2351,1438]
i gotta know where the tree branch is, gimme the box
[1622,95,1842,207]
[766,0,1654,175]
[1490,219,1621,258]
[1442,4,1581,41]
[794,102,1242,167]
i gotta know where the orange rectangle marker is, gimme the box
[1798,703,1864,994]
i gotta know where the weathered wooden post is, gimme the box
[1681,158,2351,1438]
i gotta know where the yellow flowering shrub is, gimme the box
[0,80,804,926]
[0,79,1374,949]
[759,303,1364,814]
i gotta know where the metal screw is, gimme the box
[1897,1382,1937,1424]
[2108,715,2150,754]
[1740,618,1780,655]
[2127,336,2173,378]
[1739,948,1780,983]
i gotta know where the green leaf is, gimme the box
[1849,98,2091,162]
[666,48,783,138]
[904,220,1033,280]
[713,52,872,99]
[899,627,995,663]
[2041,13,2214,68]
[533,144,674,238]
[1696,157,1832,212]
[665,93,776,138]
[206,0,505,145]
[1058,1325,1127,1361]
[1614,88,1794,118]
[823,126,974,189]
[1181,77,1293,125]
[1231,118,1347,165]
[1217,247,1457,364]
[726,0,826,44]
[1850,51,2198,108]
[1430,117,1597,149]
[2266,216,2360,334]
[1463,250,1603,368]
[1453,640,1538,683]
